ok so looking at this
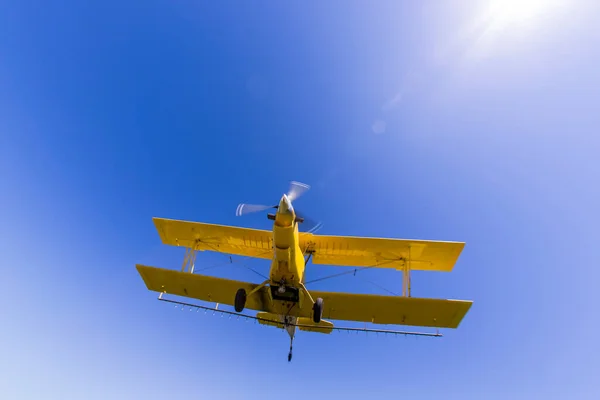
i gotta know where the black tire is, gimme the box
[312,297,323,323]
[234,288,247,312]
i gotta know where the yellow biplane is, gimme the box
[136,181,472,361]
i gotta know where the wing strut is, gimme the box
[402,246,412,297]
[181,241,200,273]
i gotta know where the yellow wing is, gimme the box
[136,264,272,312]
[137,265,471,329]
[300,232,464,272]
[305,290,472,328]
[153,217,273,259]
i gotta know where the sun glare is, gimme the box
[451,0,571,59]
[484,0,565,28]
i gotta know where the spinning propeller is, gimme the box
[235,181,322,233]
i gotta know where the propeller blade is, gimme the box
[295,209,323,234]
[305,220,323,234]
[286,181,310,203]
[235,203,276,216]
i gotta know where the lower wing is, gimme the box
[137,265,471,329]
[306,290,472,328]
[136,264,271,312]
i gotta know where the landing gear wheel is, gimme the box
[312,297,323,323]
[288,351,292,362]
[234,288,246,312]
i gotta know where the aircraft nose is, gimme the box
[279,194,294,213]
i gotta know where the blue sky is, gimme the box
[1,0,599,398]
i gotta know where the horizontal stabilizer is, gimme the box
[296,318,334,334]
[256,312,284,328]
[254,313,333,334]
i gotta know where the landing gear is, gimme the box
[234,288,246,312]
[298,283,321,323]
[312,297,323,323]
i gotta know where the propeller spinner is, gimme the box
[235,181,322,233]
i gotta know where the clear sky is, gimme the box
[1,1,599,399]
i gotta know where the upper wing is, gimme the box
[153,217,273,259]
[136,264,272,312]
[299,232,464,271]
[305,290,472,328]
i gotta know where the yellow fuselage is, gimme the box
[270,223,305,285]
[268,194,305,287]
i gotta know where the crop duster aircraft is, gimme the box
[136,182,472,361]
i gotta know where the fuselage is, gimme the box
[269,194,306,287]
[258,192,321,358]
